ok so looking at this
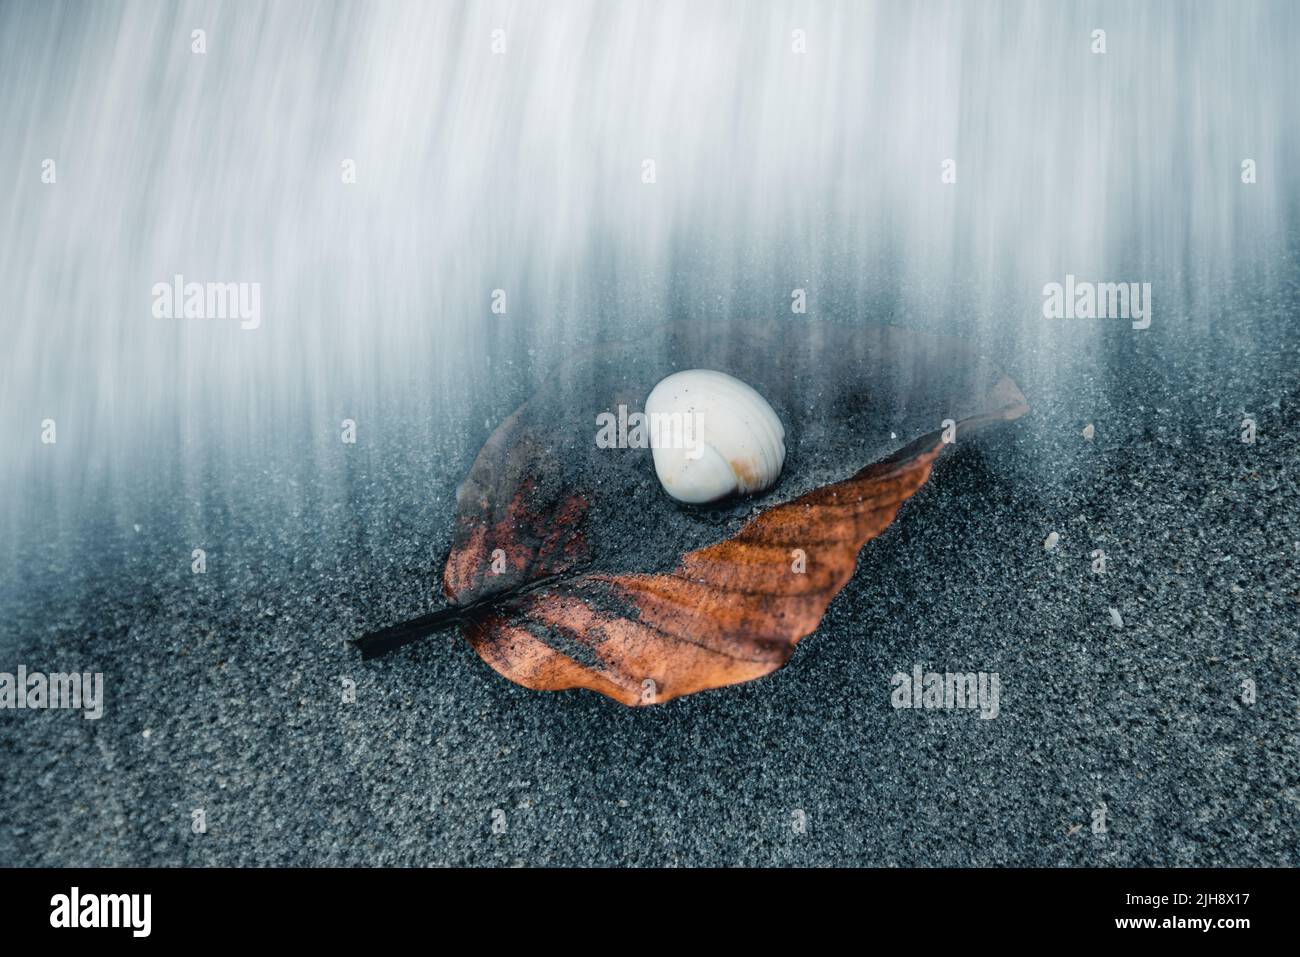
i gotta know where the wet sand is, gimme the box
[2,294,1298,867]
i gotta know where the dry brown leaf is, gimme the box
[357,320,1029,705]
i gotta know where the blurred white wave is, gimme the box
[0,0,1296,550]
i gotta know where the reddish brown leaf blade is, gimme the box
[442,417,592,604]
[468,427,961,705]
[379,321,1031,704]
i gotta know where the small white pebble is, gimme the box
[142,728,152,739]
[1109,608,1124,629]
[1043,531,1060,551]
[1082,423,1095,441]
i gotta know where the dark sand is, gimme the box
[2,294,1298,867]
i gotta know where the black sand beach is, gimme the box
[2,0,1298,871]
[3,286,1297,868]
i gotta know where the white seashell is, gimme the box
[644,369,786,504]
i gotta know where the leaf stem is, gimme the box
[353,604,467,659]
[353,571,573,660]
